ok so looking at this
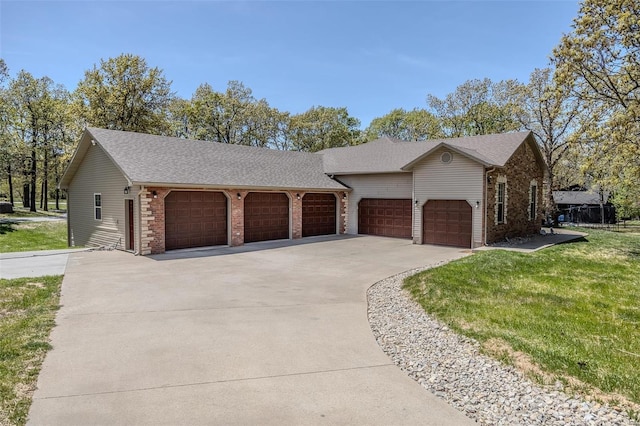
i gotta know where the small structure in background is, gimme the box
[553,188,616,225]
[0,202,14,214]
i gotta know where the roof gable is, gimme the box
[320,131,537,174]
[61,128,347,191]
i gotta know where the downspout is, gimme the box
[412,171,416,243]
[484,167,496,246]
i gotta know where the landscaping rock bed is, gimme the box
[367,265,636,426]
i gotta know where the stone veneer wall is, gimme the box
[339,192,348,234]
[142,187,171,255]
[486,142,544,244]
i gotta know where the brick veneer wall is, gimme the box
[227,190,248,247]
[141,188,348,254]
[486,142,544,244]
[289,191,303,239]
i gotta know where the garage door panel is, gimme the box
[358,198,412,239]
[302,193,337,237]
[165,191,228,250]
[244,192,290,243]
[423,200,471,248]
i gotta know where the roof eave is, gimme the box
[327,170,411,176]
[130,181,351,192]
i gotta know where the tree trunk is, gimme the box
[7,163,14,205]
[545,173,555,216]
[42,145,49,211]
[55,188,60,210]
[30,148,36,212]
[23,183,30,208]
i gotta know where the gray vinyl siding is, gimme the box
[412,148,484,247]
[337,173,413,234]
[67,143,130,249]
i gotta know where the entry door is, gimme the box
[127,199,134,250]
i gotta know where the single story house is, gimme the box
[553,190,616,224]
[60,128,547,254]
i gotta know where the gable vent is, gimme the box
[441,151,452,164]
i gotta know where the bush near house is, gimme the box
[404,228,640,407]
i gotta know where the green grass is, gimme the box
[0,221,68,253]
[0,276,63,426]
[404,228,640,407]
[0,206,65,219]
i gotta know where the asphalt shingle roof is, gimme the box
[319,131,533,174]
[85,128,347,190]
[62,128,539,190]
[553,191,610,205]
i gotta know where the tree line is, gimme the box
[0,0,638,217]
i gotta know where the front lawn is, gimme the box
[0,206,65,219]
[404,228,640,408]
[0,276,63,426]
[0,221,68,253]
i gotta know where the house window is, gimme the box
[495,176,507,225]
[94,193,102,220]
[529,181,538,221]
[497,183,505,223]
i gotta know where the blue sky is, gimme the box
[1,1,579,128]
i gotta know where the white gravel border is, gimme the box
[367,264,637,426]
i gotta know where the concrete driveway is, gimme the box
[28,235,474,425]
[0,248,87,279]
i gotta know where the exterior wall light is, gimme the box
[414,199,419,206]
[476,201,480,208]
[237,193,242,200]
[124,186,130,195]
[296,193,301,200]
[152,191,158,199]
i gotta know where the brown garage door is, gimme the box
[244,192,289,243]
[423,200,472,248]
[358,198,412,239]
[165,191,227,250]
[302,193,336,237]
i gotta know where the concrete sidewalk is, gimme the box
[474,227,587,253]
[28,236,475,425]
[0,248,88,279]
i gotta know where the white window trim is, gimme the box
[529,179,538,221]
[94,193,102,221]
[495,175,507,225]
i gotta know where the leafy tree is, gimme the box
[0,59,19,204]
[188,81,256,145]
[363,108,443,141]
[74,54,173,133]
[552,0,640,214]
[7,71,74,211]
[288,106,361,152]
[166,97,193,139]
[186,81,289,148]
[508,68,585,213]
[9,71,49,210]
[427,78,520,137]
